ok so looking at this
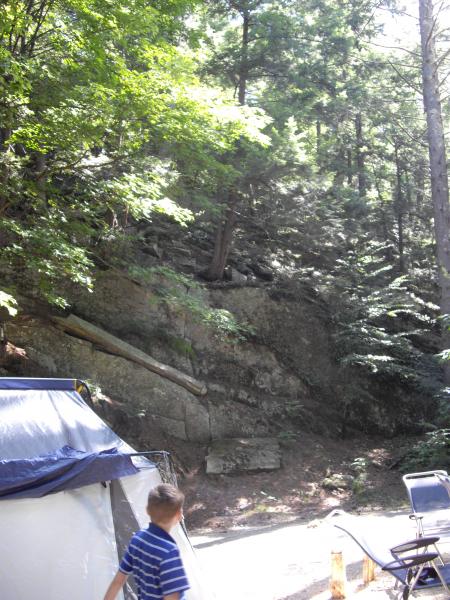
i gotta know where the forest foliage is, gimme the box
[1,0,450,438]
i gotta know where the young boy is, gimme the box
[103,483,190,600]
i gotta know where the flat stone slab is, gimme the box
[206,438,281,474]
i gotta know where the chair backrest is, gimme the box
[403,471,450,513]
[331,516,408,585]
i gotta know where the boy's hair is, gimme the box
[147,483,184,522]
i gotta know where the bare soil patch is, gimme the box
[180,432,416,533]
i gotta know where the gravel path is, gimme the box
[190,510,450,599]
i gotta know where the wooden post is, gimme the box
[330,550,346,599]
[363,555,376,584]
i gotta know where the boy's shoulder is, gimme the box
[131,525,179,554]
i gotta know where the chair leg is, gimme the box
[406,562,427,593]
[432,541,445,566]
[407,558,450,597]
[432,562,450,594]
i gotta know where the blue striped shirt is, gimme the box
[119,523,190,600]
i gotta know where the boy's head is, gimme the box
[147,483,184,526]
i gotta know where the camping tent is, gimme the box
[0,378,209,600]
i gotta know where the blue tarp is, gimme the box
[0,446,139,499]
[0,378,78,391]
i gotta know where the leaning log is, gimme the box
[52,314,207,396]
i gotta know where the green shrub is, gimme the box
[129,265,254,341]
[402,429,450,472]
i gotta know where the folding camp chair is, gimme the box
[329,511,450,599]
[389,537,450,599]
[403,471,450,542]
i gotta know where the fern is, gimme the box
[330,238,439,391]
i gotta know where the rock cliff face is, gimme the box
[7,314,210,443]
[3,267,433,446]
[5,270,342,443]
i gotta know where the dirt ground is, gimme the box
[180,432,414,533]
[188,511,450,600]
[177,433,450,600]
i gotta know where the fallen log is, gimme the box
[52,314,207,396]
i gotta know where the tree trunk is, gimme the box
[207,5,249,280]
[355,113,366,198]
[413,159,426,235]
[0,128,12,153]
[316,120,321,157]
[204,193,238,281]
[419,0,450,381]
[394,141,406,272]
[347,149,352,186]
[238,9,249,105]
[52,314,208,396]
[415,159,425,211]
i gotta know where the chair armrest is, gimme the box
[391,536,440,555]
[383,552,439,572]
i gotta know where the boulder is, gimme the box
[249,262,274,281]
[321,473,354,491]
[206,438,281,474]
[224,267,248,284]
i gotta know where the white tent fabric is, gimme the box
[0,483,119,599]
[0,384,210,600]
[0,389,131,459]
